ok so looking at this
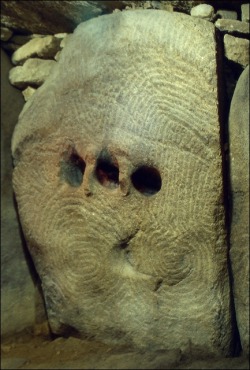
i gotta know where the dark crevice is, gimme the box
[95,149,119,189]
[131,165,162,196]
[215,27,242,356]
[153,278,163,292]
[116,231,138,251]
[215,29,250,40]
[51,325,81,340]
[60,149,86,187]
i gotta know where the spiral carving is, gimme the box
[12,10,232,355]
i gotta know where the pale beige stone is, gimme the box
[11,35,61,65]
[215,18,250,35]
[190,4,214,20]
[54,51,61,61]
[224,34,249,67]
[229,66,249,355]
[60,34,72,48]
[216,10,237,20]
[22,86,37,101]
[9,58,56,89]
[241,4,250,22]
[54,32,68,39]
[11,10,233,357]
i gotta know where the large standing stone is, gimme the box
[11,10,233,356]
[229,65,249,355]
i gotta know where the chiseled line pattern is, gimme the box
[12,10,229,350]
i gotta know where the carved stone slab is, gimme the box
[229,65,249,355]
[12,10,233,356]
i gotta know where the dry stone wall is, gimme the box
[1,0,249,359]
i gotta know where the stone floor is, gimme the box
[1,330,249,369]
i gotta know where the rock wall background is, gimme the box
[1,49,36,337]
[1,0,249,361]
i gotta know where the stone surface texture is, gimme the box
[0,1,246,34]
[0,48,36,337]
[190,3,214,19]
[12,10,233,356]
[241,3,250,22]
[11,36,61,65]
[224,34,249,67]
[216,9,237,20]
[1,334,250,370]
[215,18,250,34]
[9,58,57,89]
[229,65,249,355]
[0,0,102,34]
[22,86,37,101]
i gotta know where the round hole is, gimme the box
[131,166,162,196]
[60,151,86,187]
[96,152,119,189]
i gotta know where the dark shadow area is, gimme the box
[215,27,242,356]
[131,165,162,196]
[95,149,119,188]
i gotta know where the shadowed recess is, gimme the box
[60,151,86,187]
[131,166,162,196]
[96,149,119,189]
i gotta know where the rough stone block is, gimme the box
[241,4,250,22]
[216,10,237,20]
[9,58,57,89]
[215,18,250,35]
[11,10,233,356]
[190,4,214,20]
[22,86,37,101]
[224,34,249,67]
[11,35,61,65]
[229,65,249,355]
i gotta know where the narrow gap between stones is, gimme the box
[215,27,242,356]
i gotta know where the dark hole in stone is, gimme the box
[60,152,86,187]
[131,166,162,196]
[96,150,119,189]
[119,240,129,249]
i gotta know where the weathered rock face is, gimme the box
[0,1,246,35]
[1,48,35,336]
[223,34,249,67]
[229,65,249,355]
[9,58,57,89]
[12,10,233,355]
[11,35,61,65]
